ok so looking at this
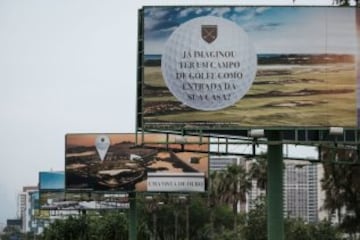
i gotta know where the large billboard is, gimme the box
[139,6,360,130]
[65,133,209,192]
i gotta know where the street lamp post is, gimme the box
[176,195,190,240]
[145,195,164,240]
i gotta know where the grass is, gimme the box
[143,63,356,127]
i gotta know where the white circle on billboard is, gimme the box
[95,135,111,162]
[161,16,257,111]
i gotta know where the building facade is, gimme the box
[210,156,321,222]
[283,161,319,223]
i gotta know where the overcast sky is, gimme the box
[144,6,357,54]
[0,0,344,225]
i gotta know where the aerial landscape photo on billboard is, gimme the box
[39,191,129,210]
[39,171,128,210]
[65,133,209,192]
[141,6,359,129]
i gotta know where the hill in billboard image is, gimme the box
[65,134,208,192]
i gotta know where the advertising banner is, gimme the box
[39,171,65,191]
[65,133,209,192]
[147,172,205,192]
[39,191,129,210]
[140,6,360,130]
[39,171,128,210]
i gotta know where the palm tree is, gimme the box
[321,162,346,222]
[219,164,251,231]
[208,170,226,239]
[209,170,224,206]
[320,145,360,236]
[248,155,268,192]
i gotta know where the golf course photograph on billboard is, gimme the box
[140,6,360,130]
[65,133,209,192]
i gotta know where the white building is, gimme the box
[210,154,326,223]
[283,161,319,223]
[19,186,38,233]
[209,156,240,172]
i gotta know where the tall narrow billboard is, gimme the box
[139,6,360,130]
[65,133,209,192]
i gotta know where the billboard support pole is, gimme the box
[129,192,137,240]
[267,131,284,240]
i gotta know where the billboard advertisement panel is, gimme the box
[39,171,128,210]
[39,171,65,191]
[39,191,129,210]
[139,6,360,130]
[65,133,209,192]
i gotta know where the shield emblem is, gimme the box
[201,25,217,44]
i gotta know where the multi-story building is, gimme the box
[18,186,49,234]
[247,159,320,223]
[211,155,321,222]
[209,156,240,172]
[283,161,319,223]
[19,186,37,233]
[6,219,22,231]
[17,192,26,220]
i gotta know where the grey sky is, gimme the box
[144,7,357,54]
[0,0,338,225]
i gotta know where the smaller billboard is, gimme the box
[39,191,129,210]
[39,171,65,191]
[39,170,128,210]
[65,133,209,192]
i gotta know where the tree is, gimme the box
[218,164,251,231]
[1,225,23,240]
[208,170,225,239]
[242,197,267,240]
[321,145,360,236]
[40,213,128,240]
[92,213,128,240]
[242,197,341,240]
[248,155,268,192]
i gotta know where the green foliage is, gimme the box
[212,164,251,231]
[285,218,341,240]
[36,194,344,240]
[241,197,342,240]
[37,156,358,240]
[242,197,267,240]
[91,213,128,240]
[321,146,360,235]
[40,213,128,240]
[249,155,268,191]
[1,225,22,240]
